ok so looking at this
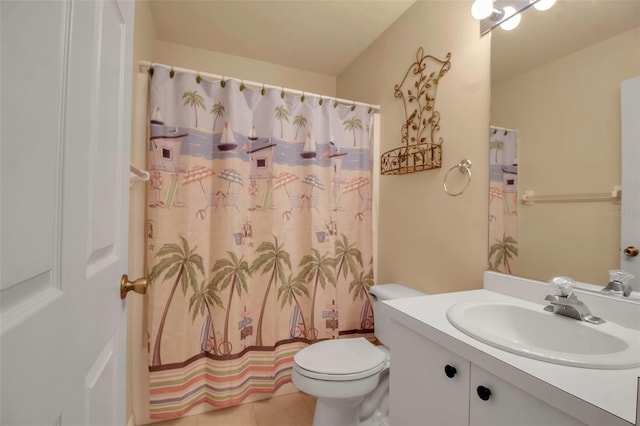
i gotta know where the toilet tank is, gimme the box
[369,284,427,346]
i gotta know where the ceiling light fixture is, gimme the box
[533,0,557,11]
[472,0,555,36]
[471,0,494,20]
[471,0,505,21]
[500,6,521,31]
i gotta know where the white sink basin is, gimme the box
[446,301,640,369]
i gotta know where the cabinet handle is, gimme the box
[476,385,492,401]
[444,364,457,378]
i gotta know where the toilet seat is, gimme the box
[293,338,389,382]
[293,362,387,382]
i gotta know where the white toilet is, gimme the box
[292,284,427,426]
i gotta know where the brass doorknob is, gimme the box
[120,274,148,299]
[624,246,639,257]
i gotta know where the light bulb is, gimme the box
[471,0,494,20]
[500,6,521,31]
[533,0,556,11]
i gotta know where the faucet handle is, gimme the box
[547,276,576,297]
[608,269,634,285]
[606,270,635,296]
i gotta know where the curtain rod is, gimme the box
[490,125,518,133]
[138,60,380,112]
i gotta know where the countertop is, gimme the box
[385,289,640,425]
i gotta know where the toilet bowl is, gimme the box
[291,284,426,426]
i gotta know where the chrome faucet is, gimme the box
[544,276,605,325]
[602,270,634,297]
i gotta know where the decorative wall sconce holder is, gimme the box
[381,47,452,175]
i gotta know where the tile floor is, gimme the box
[148,392,316,426]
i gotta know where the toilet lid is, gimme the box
[294,338,388,377]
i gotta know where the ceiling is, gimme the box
[148,1,640,81]
[148,0,416,76]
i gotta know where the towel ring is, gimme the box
[443,159,472,196]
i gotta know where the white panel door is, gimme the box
[1,0,134,424]
[621,77,640,291]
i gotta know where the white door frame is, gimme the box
[621,76,640,291]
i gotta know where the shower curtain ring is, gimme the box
[443,159,472,196]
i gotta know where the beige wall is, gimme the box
[128,0,156,423]
[337,1,491,294]
[491,26,640,286]
[152,40,336,97]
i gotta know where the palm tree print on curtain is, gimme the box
[210,251,251,355]
[190,279,223,354]
[298,248,335,340]
[293,113,307,140]
[251,237,291,346]
[488,126,519,275]
[333,234,363,284]
[489,137,504,163]
[343,116,363,147]
[146,66,374,420]
[349,264,375,323]
[182,90,206,128]
[489,233,518,274]
[278,274,310,338]
[274,105,290,139]
[210,101,225,132]
[149,236,204,366]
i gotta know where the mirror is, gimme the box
[489,1,640,288]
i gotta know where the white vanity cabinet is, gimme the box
[390,320,586,426]
[469,364,585,426]
[390,322,470,426]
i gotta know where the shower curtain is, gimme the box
[488,126,519,274]
[145,67,374,420]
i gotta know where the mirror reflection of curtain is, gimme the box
[488,126,518,274]
[145,67,375,420]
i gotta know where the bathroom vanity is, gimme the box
[385,279,640,426]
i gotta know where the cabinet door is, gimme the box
[390,321,470,426]
[469,364,586,426]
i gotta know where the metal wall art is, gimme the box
[381,48,452,175]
